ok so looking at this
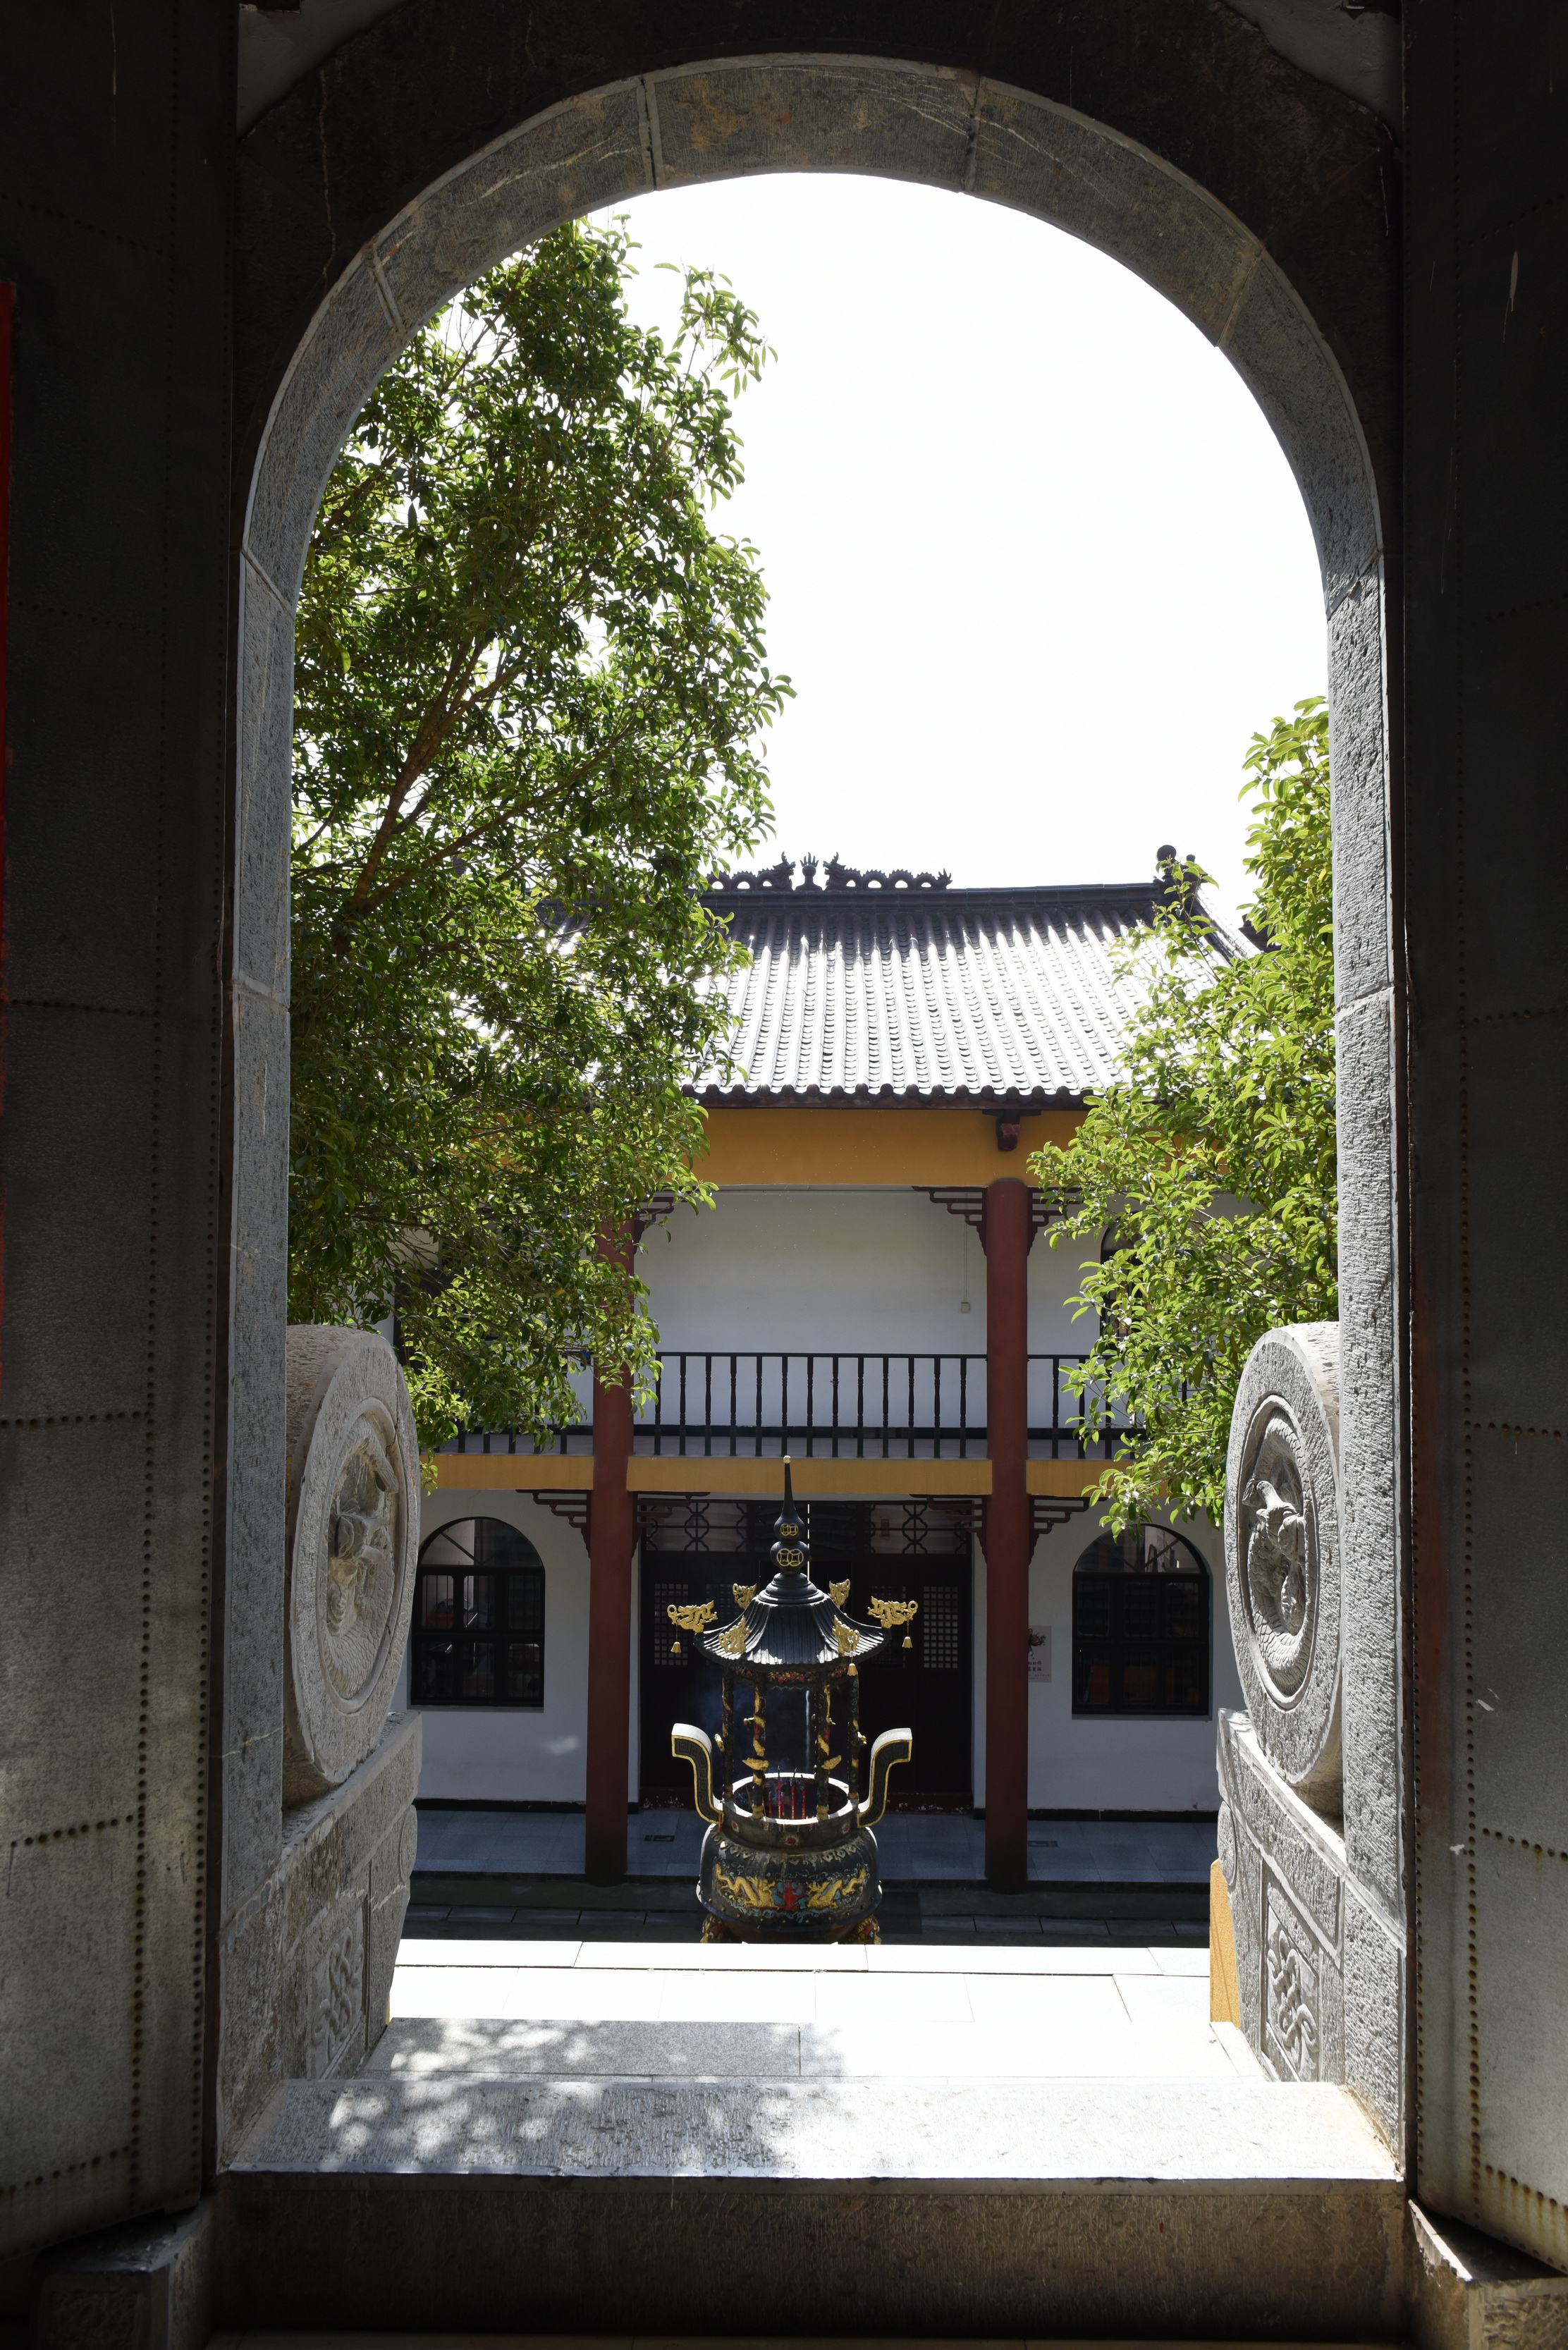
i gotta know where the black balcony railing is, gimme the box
[441,1350,1134,1461]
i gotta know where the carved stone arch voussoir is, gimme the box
[1225,1321,1342,1814]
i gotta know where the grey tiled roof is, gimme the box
[694,880,1210,1106]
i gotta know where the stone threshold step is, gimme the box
[222,2078,1402,2339]
[235,2074,1395,2185]
[211,2338,1383,2349]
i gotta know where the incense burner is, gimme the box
[670,1458,912,1942]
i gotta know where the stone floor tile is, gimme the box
[1152,1943,1213,1974]
[388,1964,578,2021]
[1113,1971,1212,2031]
[962,1973,1131,2040]
[811,1970,974,2028]
[397,1937,584,1967]
[656,1971,819,2024]
[367,2015,800,2080]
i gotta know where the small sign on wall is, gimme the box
[1028,1624,1051,1681]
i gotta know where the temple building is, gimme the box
[403,856,1246,1874]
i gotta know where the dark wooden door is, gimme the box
[840,1557,972,1807]
[639,1550,769,1803]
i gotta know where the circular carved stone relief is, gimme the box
[283,1327,419,1806]
[1225,1322,1342,1812]
[1242,1412,1316,1701]
[1217,1799,1238,1893]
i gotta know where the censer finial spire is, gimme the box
[770,1453,811,1582]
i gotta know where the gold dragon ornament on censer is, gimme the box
[668,1457,914,1943]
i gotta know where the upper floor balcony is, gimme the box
[439,1349,1132,1462]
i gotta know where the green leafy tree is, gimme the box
[1031,699,1335,1528]
[290,219,788,1450]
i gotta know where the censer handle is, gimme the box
[671,1723,723,1825]
[858,1727,912,1827]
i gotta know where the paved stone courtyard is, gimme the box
[412,1806,1218,1883]
[405,1808,1216,1945]
[375,1935,1246,2085]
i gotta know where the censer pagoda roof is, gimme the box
[698,1459,886,1671]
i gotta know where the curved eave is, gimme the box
[689,1082,1090,1108]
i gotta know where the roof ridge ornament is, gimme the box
[710,855,952,892]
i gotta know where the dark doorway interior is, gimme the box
[639,1499,973,1809]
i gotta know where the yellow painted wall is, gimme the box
[430,1453,991,1496]
[1026,1460,1104,1497]
[629,1455,991,1496]
[430,1453,1102,1498]
[693,1103,1082,1187]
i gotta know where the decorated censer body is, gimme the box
[670,1459,917,1942]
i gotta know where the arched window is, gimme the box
[1071,1524,1209,1718]
[412,1517,545,1708]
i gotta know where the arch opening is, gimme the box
[239,57,1387,1051]
[230,35,1392,1958]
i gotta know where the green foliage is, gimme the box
[290,219,789,1450]
[1030,698,1335,1528]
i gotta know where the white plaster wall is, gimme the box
[400,1488,1237,1813]
[396,1491,592,1802]
[640,1187,1091,1357]
[1022,1510,1241,1812]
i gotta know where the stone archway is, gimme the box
[226,45,1402,2163]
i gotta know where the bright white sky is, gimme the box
[592,174,1327,921]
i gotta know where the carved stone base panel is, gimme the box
[1262,1868,1342,2084]
[217,1712,420,2163]
[1225,1321,1344,1812]
[1344,1880,1407,2149]
[283,1326,420,1803]
[1219,1708,1403,2150]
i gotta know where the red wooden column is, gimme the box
[584,1241,638,1885]
[984,1176,1032,1891]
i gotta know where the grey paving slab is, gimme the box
[367,2017,801,2079]
[372,2009,1242,2090]
[397,1940,586,1967]
[394,1939,1168,1976]
[236,2074,1399,2184]
[1152,1945,1212,1976]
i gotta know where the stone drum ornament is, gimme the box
[283,1326,419,1804]
[1225,1321,1342,1813]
